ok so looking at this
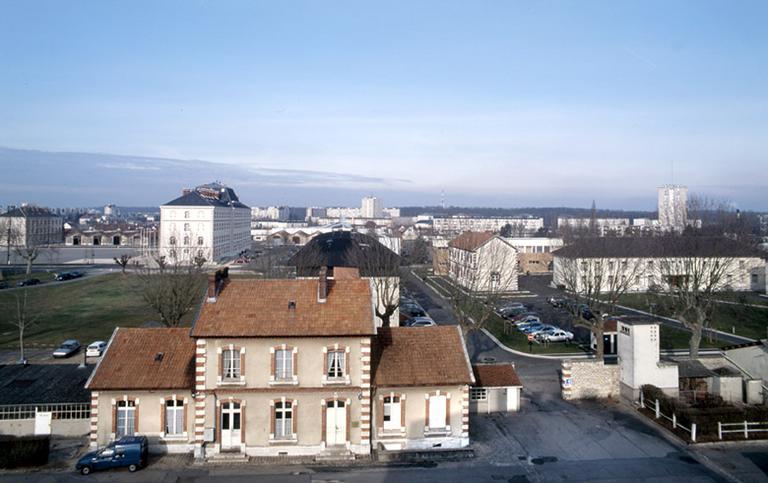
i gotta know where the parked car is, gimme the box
[538,329,574,343]
[404,317,437,327]
[527,324,558,336]
[513,315,541,327]
[547,297,567,308]
[400,303,426,318]
[17,278,41,287]
[499,306,528,319]
[86,341,107,357]
[497,301,525,312]
[53,340,81,358]
[76,436,148,475]
[520,323,546,334]
[0,281,7,290]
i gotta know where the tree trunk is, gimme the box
[25,258,32,275]
[380,313,390,327]
[19,326,24,362]
[689,326,702,359]
[593,325,604,360]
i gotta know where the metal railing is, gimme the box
[718,421,768,440]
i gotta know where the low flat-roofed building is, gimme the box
[0,364,94,437]
[470,364,523,413]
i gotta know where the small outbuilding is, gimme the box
[470,364,523,413]
[0,364,94,437]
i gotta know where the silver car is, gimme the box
[53,340,81,358]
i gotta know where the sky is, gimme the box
[1,1,767,210]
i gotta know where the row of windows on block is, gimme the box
[218,348,348,383]
[113,399,185,438]
[113,396,452,442]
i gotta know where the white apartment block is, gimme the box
[361,197,384,218]
[552,237,766,293]
[0,205,63,247]
[557,217,630,237]
[448,232,519,292]
[505,237,564,254]
[383,207,401,218]
[434,216,543,236]
[326,207,363,218]
[160,183,250,264]
[658,184,688,230]
[251,206,290,221]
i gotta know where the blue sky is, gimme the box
[1,1,767,209]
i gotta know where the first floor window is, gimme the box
[275,349,292,380]
[116,400,135,437]
[165,399,184,436]
[275,401,293,439]
[223,349,240,379]
[326,351,345,379]
[383,396,401,430]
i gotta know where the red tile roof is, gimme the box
[87,328,195,391]
[472,364,522,387]
[191,278,376,337]
[448,231,494,251]
[372,326,474,387]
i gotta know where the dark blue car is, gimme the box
[76,436,148,475]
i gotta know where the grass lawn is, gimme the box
[615,293,768,342]
[658,325,724,350]
[0,273,201,349]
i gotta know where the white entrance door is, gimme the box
[34,411,52,435]
[325,400,346,446]
[220,402,241,450]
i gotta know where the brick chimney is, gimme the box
[207,274,217,303]
[318,266,328,303]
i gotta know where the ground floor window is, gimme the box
[275,401,293,439]
[165,399,184,436]
[383,396,401,430]
[116,400,135,437]
[428,395,447,429]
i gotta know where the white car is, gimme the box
[538,330,574,343]
[86,341,107,357]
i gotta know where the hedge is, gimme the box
[641,384,768,440]
[0,435,50,468]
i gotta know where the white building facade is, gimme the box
[434,216,543,236]
[361,197,384,218]
[160,183,250,264]
[448,232,519,292]
[658,184,688,230]
[0,205,63,248]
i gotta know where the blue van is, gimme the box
[76,436,148,475]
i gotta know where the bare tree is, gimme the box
[0,217,21,265]
[554,243,644,359]
[648,235,742,359]
[352,243,401,327]
[113,253,133,274]
[2,289,43,362]
[446,236,519,338]
[137,257,207,327]
[15,246,41,275]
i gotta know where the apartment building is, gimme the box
[0,205,63,247]
[505,237,564,273]
[552,237,766,293]
[160,183,250,264]
[434,216,543,236]
[448,232,519,292]
[86,272,474,458]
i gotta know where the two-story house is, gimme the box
[86,271,474,459]
[448,231,519,292]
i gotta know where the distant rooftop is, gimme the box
[0,205,59,218]
[163,182,249,209]
[0,364,93,405]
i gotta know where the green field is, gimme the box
[0,273,201,349]
[615,293,768,341]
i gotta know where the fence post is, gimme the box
[640,391,644,408]
[655,399,660,419]
[718,422,722,440]
[691,423,697,443]
[745,421,749,439]
[672,413,677,429]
